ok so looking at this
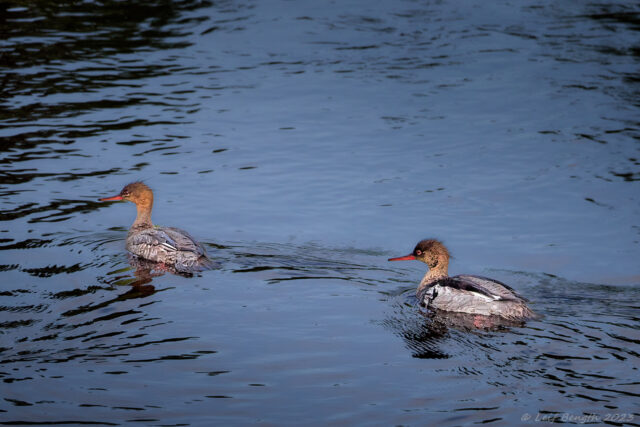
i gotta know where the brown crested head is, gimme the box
[412,239,450,268]
[119,181,153,205]
[389,238,450,269]
[99,181,153,207]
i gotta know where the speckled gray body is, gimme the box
[419,275,536,320]
[126,226,213,273]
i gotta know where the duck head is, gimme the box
[388,238,450,270]
[99,181,153,208]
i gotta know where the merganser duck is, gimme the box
[99,182,214,273]
[389,239,536,321]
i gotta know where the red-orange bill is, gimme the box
[388,254,416,261]
[99,195,123,202]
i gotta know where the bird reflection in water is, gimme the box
[96,256,161,300]
[426,308,528,331]
[384,304,529,359]
[58,257,167,318]
[116,254,210,290]
[101,256,182,298]
[98,251,221,306]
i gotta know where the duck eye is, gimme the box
[415,249,422,256]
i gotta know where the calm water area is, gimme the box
[1,0,639,425]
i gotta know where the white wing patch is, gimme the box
[470,291,501,302]
[160,241,177,252]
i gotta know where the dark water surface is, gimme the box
[1,0,639,425]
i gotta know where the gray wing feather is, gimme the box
[162,227,207,256]
[126,227,213,272]
[128,229,178,250]
[126,229,179,263]
[454,275,528,302]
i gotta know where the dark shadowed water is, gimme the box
[1,0,639,425]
